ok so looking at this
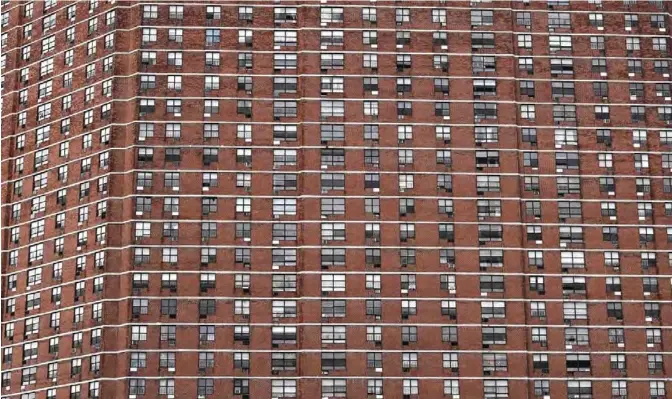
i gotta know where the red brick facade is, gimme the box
[2,1,672,398]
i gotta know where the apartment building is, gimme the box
[1,0,672,398]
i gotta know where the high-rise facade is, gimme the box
[1,1,672,398]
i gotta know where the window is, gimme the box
[483,380,508,398]
[483,353,508,372]
[560,250,585,269]
[475,126,499,144]
[396,54,412,71]
[275,7,297,23]
[656,83,671,97]
[514,10,531,26]
[558,201,582,219]
[649,14,665,28]
[321,7,344,23]
[322,326,346,344]
[653,37,667,51]
[520,104,536,120]
[563,302,588,320]
[403,379,419,395]
[472,10,494,26]
[41,36,56,54]
[589,35,605,51]
[481,301,506,319]
[166,99,181,114]
[477,176,500,192]
[650,381,666,398]
[142,28,157,44]
[395,8,410,24]
[322,379,347,397]
[363,77,379,94]
[235,6,253,21]
[658,106,672,121]
[587,12,604,27]
[271,380,296,398]
[270,300,296,318]
[322,30,344,46]
[363,31,378,45]
[322,352,346,371]
[444,380,460,396]
[139,75,156,90]
[363,101,379,116]
[274,30,297,47]
[276,77,298,93]
[472,32,495,49]
[552,81,575,97]
[547,11,571,28]
[622,12,639,28]
[564,381,593,399]
[167,52,183,67]
[595,105,611,120]
[625,37,641,52]
[322,248,345,266]
[321,54,344,70]
[166,5,184,19]
[321,101,345,118]
[530,328,548,348]
[272,352,297,371]
[562,328,589,348]
[321,275,346,293]
[362,7,377,22]
[518,34,532,49]
[549,35,572,51]
[549,58,573,76]
[435,102,451,117]
[474,103,497,120]
[363,53,378,69]
[430,8,447,24]
[317,125,344,143]
[654,60,670,75]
